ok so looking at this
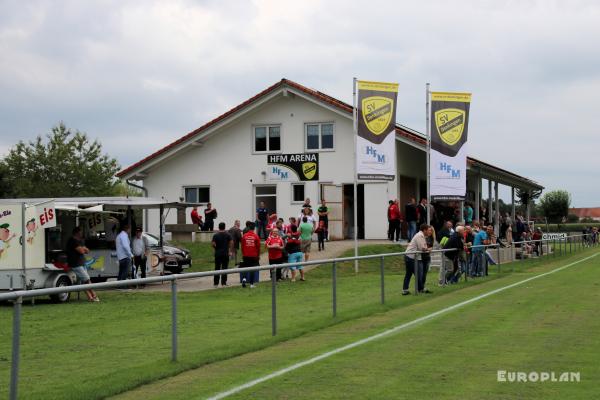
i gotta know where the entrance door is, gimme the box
[320,184,343,240]
[343,184,364,239]
[254,185,277,217]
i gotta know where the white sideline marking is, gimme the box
[206,253,599,400]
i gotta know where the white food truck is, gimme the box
[0,197,193,302]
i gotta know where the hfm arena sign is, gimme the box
[267,153,319,181]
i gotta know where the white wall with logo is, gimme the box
[141,92,397,239]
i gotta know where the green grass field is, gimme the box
[1,245,598,399]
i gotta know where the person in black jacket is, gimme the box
[405,197,418,240]
[443,226,465,284]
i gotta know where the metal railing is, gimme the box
[1,233,596,400]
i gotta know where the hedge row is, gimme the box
[534,223,600,232]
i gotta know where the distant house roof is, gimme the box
[569,208,600,219]
[116,78,542,191]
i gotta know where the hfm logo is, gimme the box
[366,146,386,163]
[439,162,460,178]
[271,166,288,179]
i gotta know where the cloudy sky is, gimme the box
[1,0,598,206]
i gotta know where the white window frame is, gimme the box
[291,183,305,204]
[252,124,282,154]
[304,122,335,152]
[182,185,211,204]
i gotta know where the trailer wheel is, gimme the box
[50,276,71,303]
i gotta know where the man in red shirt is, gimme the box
[265,228,285,281]
[190,206,203,230]
[389,199,402,242]
[241,222,261,288]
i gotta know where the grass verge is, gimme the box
[0,245,595,399]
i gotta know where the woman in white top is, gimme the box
[298,207,315,228]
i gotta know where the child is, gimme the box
[316,220,327,251]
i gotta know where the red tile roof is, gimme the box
[569,208,600,219]
[116,78,539,190]
[116,78,425,178]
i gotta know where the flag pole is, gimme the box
[353,77,359,273]
[426,82,431,225]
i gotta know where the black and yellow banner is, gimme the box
[357,81,399,144]
[267,153,319,181]
[429,91,472,201]
[430,92,471,157]
[356,80,399,181]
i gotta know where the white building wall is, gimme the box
[142,93,396,238]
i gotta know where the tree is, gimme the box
[566,213,579,223]
[538,190,571,223]
[0,123,120,198]
[112,180,143,197]
[0,162,11,198]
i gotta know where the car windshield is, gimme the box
[143,233,161,246]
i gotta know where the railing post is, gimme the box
[553,238,556,258]
[414,253,420,295]
[521,242,525,264]
[171,279,178,362]
[271,266,277,336]
[484,248,489,277]
[512,245,515,272]
[497,244,501,274]
[380,256,385,304]
[332,261,337,318]
[569,236,572,254]
[440,251,445,286]
[9,296,22,400]
[464,252,468,282]
[560,238,563,256]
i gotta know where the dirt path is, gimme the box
[136,239,392,293]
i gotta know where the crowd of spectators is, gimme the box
[201,198,329,288]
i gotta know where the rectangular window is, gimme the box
[254,125,281,152]
[292,183,305,203]
[305,122,334,151]
[255,185,277,195]
[184,186,210,203]
[306,124,319,150]
[321,123,334,149]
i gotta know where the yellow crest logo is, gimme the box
[362,96,393,135]
[434,108,465,146]
[302,162,317,180]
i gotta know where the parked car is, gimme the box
[144,233,192,274]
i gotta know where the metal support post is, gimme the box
[9,297,22,400]
[440,252,445,286]
[415,253,420,295]
[171,280,178,362]
[570,237,572,254]
[271,268,277,336]
[332,261,337,317]
[380,256,385,304]
[497,245,501,274]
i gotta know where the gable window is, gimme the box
[305,123,334,151]
[184,186,210,203]
[254,125,281,152]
